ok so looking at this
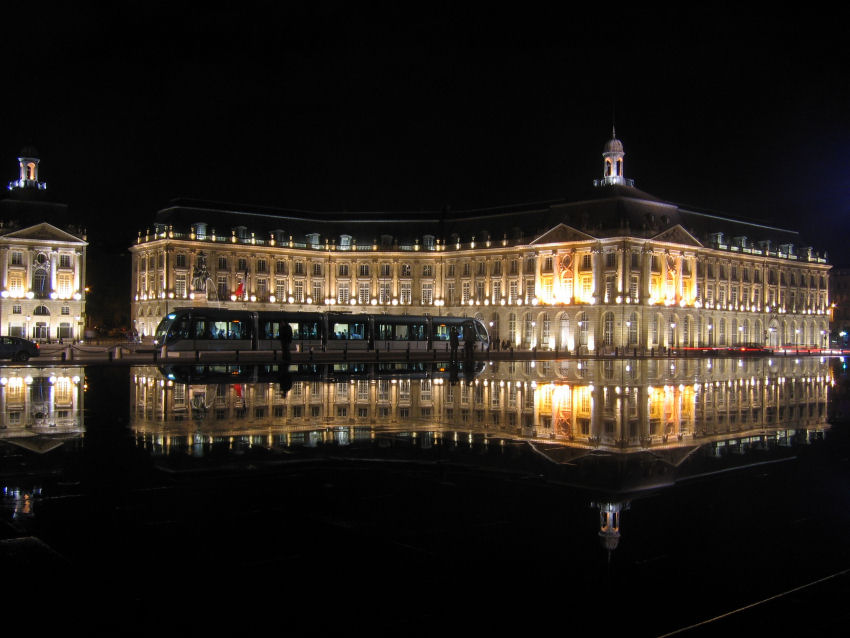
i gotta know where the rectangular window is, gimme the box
[583,254,593,270]
[651,256,661,272]
[312,263,322,276]
[337,282,350,304]
[276,279,287,300]
[446,282,455,304]
[275,260,287,274]
[12,305,21,314]
[8,273,24,296]
[421,283,433,305]
[337,263,349,277]
[462,281,471,303]
[294,262,305,275]
[10,251,23,266]
[312,281,322,302]
[400,263,411,277]
[217,276,228,300]
[447,264,455,277]
[379,282,391,304]
[257,278,268,299]
[57,273,74,298]
[294,281,304,303]
[380,263,391,277]
[492,261,502,275]
[175,275,186,298]
[218,257,228,270]
[238,258,248,271]
[256,259,268,273]
[400,282,412,304]
[358,282,370,304]
[492,281,501,301]
[60,254,72,269]
[358,264,370,277]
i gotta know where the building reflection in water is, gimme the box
[0,366,85,519]
[129,357,832,557]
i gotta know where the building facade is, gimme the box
[0,150,87,340]
[130,134,830,350]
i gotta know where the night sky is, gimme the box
[1,4,848,322]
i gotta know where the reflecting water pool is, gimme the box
[2,357,849,635]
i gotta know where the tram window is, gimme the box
[331,322,366,339]
[407,323,427,340]
[376,323,394,340]
[168,317,190,339]
[263,322,280,339]
[434,323,450,341]
[395,324,408,340]
[293,321,319,340]
[192,318,250,340]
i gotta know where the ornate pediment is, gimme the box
[1,222,86,245]
[530,223,596,245]
[650,224,702,248]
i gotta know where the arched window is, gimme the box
[602,311,614,346]
[33,305,50,316]
[541,313,551,349]
[577,311,588,347]
[32,270,48,298]
[628,312,638,345]
[559,315,570,350]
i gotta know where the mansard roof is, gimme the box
[150,182,808,254]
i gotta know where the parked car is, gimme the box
[0,336,40,362]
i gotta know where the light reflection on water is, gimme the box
[130,357,832,455]
[125,357,834,555]
[1,357,848,633]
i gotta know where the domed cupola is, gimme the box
[8,147,47,191]
[594,127,634,188]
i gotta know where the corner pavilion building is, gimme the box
[130,133,831,351]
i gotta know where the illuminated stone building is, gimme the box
[0,149,87,340]
[130,133,830,349]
